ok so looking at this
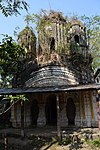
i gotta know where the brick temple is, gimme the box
[0,11,100,129]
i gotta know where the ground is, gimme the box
[0,127,100,149]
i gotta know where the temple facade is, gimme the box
[10,11,99,128]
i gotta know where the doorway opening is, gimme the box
[66,98,76,125]
[31,100,39,125]
[45,95,57,125]
[74,35,79,44]
[50,37,55,52]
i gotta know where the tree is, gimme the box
[0,0,29,131]
[0,0,29,86]
[0,35,25,87]
[0,0,28,16]
[81,15,100,70]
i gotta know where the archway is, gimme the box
[31,100,39,125]
[45,95,57,125]
[50,37,55,52]
[66,98,76,125]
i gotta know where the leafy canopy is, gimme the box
[0,35,25,87]
[0,0,28,16]
[81,15,100,70]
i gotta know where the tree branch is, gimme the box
[0,99,20,115]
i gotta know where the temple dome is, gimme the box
[70,19,84,28]
[18,26,36,56]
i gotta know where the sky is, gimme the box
[0,0,100,42]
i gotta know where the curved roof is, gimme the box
[45,11,66,22]
[18,26,36,39]
[25,65,79,88]
[70,19,84,28]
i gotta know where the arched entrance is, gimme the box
[66,98,76,125]
[31,100,39,125]
[45,95,57,125]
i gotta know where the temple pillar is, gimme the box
[56,94,61,140]
[96,96,100,129]
[24,102,31,127]
[37,103,46,126]
[10,104,17,127]
[60,102,67,127]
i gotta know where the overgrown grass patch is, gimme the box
[86,139,100,148]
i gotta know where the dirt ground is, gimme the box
[0,127,100,149]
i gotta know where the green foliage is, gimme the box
[0,35,25,87]
[87,139,100,148]
[0,94,28,116]
[81,15,100,70]
[0,0,29,16]
[25,12,51,33]
[9,95,28,103]
[70,42,80,53]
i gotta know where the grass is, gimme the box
[86,139,100,148]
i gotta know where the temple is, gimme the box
[0,11,100,129]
